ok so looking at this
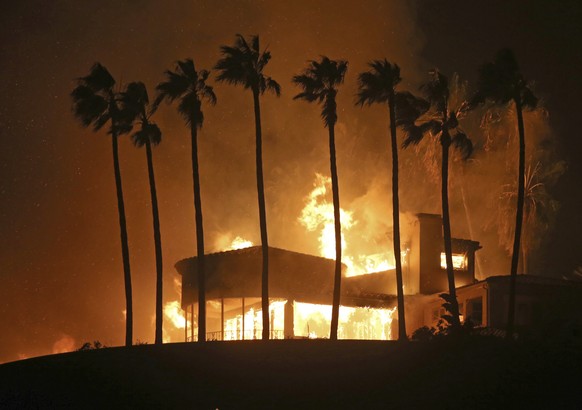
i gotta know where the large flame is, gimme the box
[294,301,397,340]
[299,173,395,276]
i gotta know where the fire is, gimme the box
[299,174,395,276]
[161,236,254,343]
[162,277,190,343]
[223,300,286,340]
[294,301,397,340]
[229,236,253,250]
[214,233,254,252]
[164,300,187,329]
[440,253,467,270]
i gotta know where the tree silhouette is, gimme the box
[154,59,216,342]
[356,59,408,341]
[121,81,164,345]
[400,69,473,331]
[293,56,348,340]
[469,49,537,339]
[71,63,134,346]
[215,34,280,340]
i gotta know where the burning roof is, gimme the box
[175,246,397,308]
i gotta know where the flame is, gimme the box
[440,253,467,270]
[164,300,187,329]
[161,277,191,343]
[294,301,397,340]
[214,233,254,252]
[299,174,395,276]
[160,237,254,343]
[223,300,286,340]
[229,236,253,250]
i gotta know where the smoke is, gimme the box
[52,334,76,354]
[0,0,564,363]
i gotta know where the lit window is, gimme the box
[440,253,467,270]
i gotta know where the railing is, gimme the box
[186,329,284,342]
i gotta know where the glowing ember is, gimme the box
[299,174,395,276]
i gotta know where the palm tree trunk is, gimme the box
[328,124,342,341]
[441,132,461,330]
[145,140,164,345]
[507,98,526,340]
[191,126,206,343]
[111,133,133,347]
[252,88,270,340]
[388,94,407,341]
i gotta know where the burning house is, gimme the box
[175,213,483,341]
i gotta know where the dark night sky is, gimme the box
[0,0,580,363]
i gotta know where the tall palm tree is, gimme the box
[71,63,134,346]
[469,49,537,339]
[214,34,280,340]
[401,69,473,331]
[356,59,407,341]
[121,82,164,345]
[154,59,216,342]
[293,56,348,340]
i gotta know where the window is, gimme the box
[466,297,483,326]
[440,253,467,270]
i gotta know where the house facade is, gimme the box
[175,213,581,341]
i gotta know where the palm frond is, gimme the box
[421,69,449,115]
[451,131,473,159]
[80,63,115,92]
[156,69,190,102]
[292,56,347,128]
[261,76,281,96]
[156,59,215,128]
[132,123,162,147]
[215,34,278,96]
[71,85,108,127]
[356,58,401,106]
[177,59,197,82]
[394,91,429,125]
[401,124,425,148]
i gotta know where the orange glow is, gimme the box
[440,253,467,270]
[223,300,286,340]
[229,236,253,250]
[299,174,396,276]
[294,301,397,340]
[162,277,191,343]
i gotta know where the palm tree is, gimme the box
[214,34,280,340]
[293,56,348,340]
[154,59,216,342]
[469,49,537,338]
[121,82,164,345]
[400,69,472,331]
[71,63,134,346]
[356,59,408,341]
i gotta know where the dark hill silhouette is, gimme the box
[1,340,580,409]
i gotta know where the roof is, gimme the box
[175,246,397,308]
[176,246,343,307]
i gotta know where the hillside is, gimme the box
[1,339,580,409]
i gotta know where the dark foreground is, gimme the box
[1,338,581,409]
